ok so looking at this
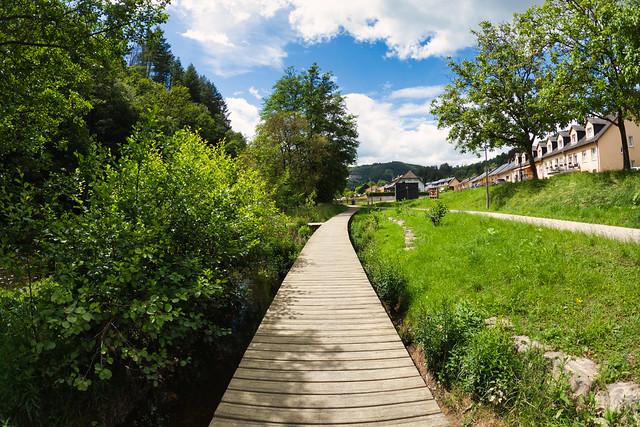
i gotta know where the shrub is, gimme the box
[350,212,379,250]
[428,201,448,226]
[458,327,520,407]
[0,128,288,424]
[414,300,484,382]
[366,259,407,312]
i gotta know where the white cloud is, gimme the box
[345,93,480,166]
[249,86,263,100]
[170,0,293,76]
[169,0,538,75]
[390,85,444,100]
[226,97,260,139]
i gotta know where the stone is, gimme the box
[543,352,599,396]
[596,382,640,412]
[564,357,599,397]
[544,351,570,379]
[512,335,547,353]
[485,316,513,329]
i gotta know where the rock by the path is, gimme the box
[565,357,600,397]
[596,382,640,412]
[485,316,513,329]
[512,335,548,353]
[544,351,571,378]
[544,351,599,397]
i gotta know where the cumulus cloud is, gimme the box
[226,97,260,139]
[390,85,445,100]
[170,0,293,75]
[169,0,537,75]
[345,93,479,166]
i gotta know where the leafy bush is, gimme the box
[427,201,448,226]
[414,301,484,382]
[458,327,520,407]
[0,128,288,424]
[367,260,408,312]
[349,212,379,250]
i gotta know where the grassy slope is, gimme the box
[410,171,640,228]
[352,208,640,381]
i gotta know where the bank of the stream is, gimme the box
[350,206,640,425]
[124,203,347,426]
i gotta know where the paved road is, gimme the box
[211,208,448,426]
[451,210,640,243]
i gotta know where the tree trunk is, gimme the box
[527,140,539,180]
[618,112,631,170]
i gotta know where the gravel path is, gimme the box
[452,210,640,243]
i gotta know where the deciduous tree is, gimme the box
[432,20,572,179]
[262,64,358,201]
[526,0,640,169]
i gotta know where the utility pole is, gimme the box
[484,143,490,209]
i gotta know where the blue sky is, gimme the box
[163,0,537,166]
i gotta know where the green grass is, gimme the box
[287,202,347,222]
[409,171,640,228]
[351,208,640,382]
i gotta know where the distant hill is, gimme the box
[348,152,512,189]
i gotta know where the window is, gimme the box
[582,151,587,161]
[571,133,577,144]
[628,136,635,148]
[591,147,597,160]
[558,138,564,149]
[547,142,552,152]
[586,125,594,138]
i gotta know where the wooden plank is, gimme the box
[233,366,421,382]
[256,323,397,332]
[215,401,441,424]
[248,341,401,352]
[254,329,399,338]
[238,357,413,371]
[242,348,409,361]
[251,333,400,344]
[213,412,449,426]
[221,387,433,408]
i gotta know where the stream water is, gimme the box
[122,274,281,426]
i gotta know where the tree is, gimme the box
[178,64,231,142]
[431,20,573,179]
[182,64,202,102]
[526,0,640,170]
[262,64,359,201]
[247,112,327,207]
[0,0,168,179]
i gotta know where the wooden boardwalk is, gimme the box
[211,208,447,426]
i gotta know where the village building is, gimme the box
[425,177,460,192]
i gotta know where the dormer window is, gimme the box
[586,125,594,139]
[547,142,552,152]
[571,133,577,144]
[558,138,564,149]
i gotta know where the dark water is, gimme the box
[162,274,280,427]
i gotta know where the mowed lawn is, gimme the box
[353,208,640,381]
[409,171,640,228]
